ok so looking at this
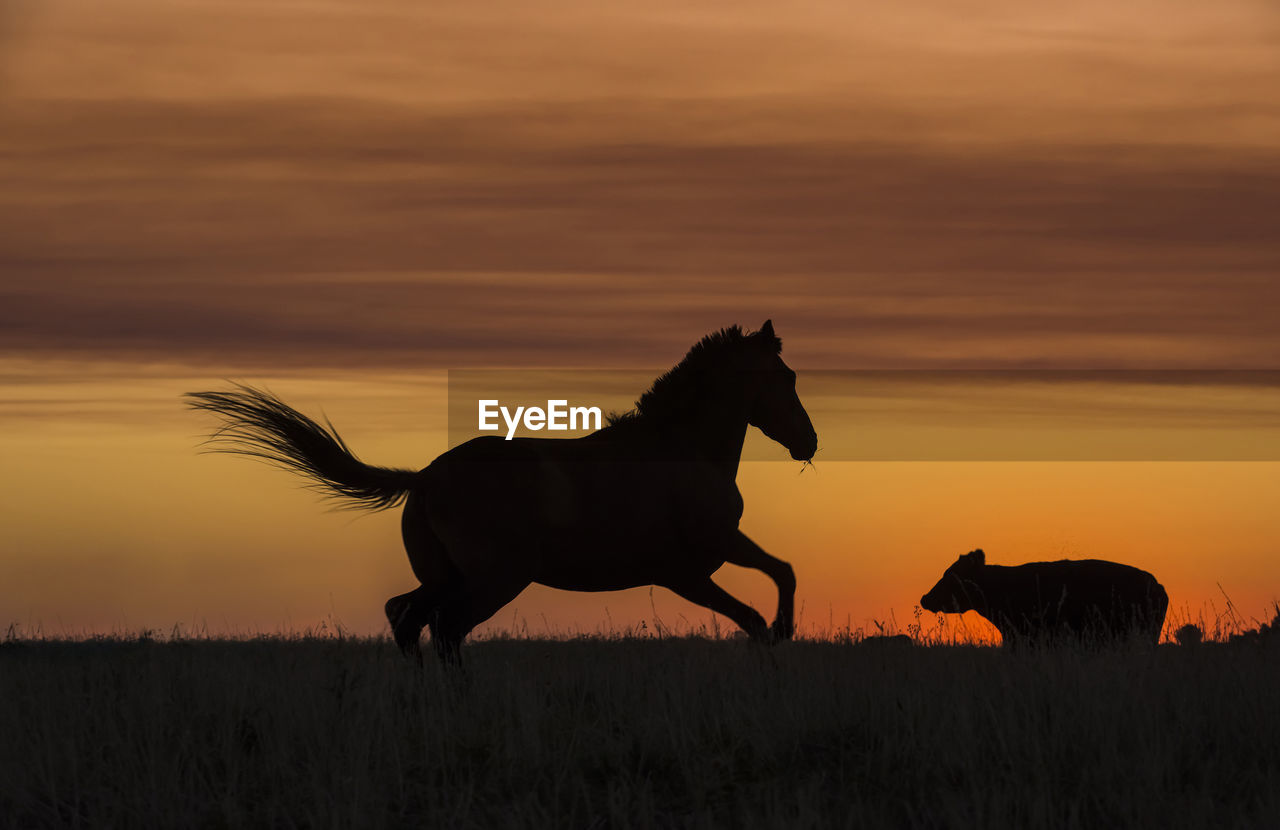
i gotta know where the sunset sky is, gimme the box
[2,0,1278,640]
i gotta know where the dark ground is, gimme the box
[2,634,1278,829]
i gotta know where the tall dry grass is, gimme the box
[3,627,1279,829]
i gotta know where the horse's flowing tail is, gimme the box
[185,384,418,512]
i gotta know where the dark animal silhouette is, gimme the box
[1175,624,1203,646]
[186,321,817,662]
[920,549,1168,646]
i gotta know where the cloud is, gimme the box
[2,0,1279,372]
[3,100,1279,371]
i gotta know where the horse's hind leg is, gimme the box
[388,491,457,658]
[385,586,438,656]
[428,575,531,664]
[724,532,797,640]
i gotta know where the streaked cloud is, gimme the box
[3,108,1278,369]
[2,0,1279,372]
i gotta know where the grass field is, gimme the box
[3,629,1279,829]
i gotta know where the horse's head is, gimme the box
[747,320,818,462]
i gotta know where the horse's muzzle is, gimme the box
[789,429,818,461]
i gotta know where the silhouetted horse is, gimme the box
[921,549,1168,646]
[187,320,817,662]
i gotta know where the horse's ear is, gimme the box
[962,549,985,567]
[760,319,775,338]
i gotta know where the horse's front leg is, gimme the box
[724,531,796,640]
[662,575,771,642]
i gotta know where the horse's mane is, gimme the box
[606,324,782,426]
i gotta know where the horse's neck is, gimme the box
[700,416,748,479]
[640,371,752,478]
[684,399,750,480]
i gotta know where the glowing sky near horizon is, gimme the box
[2,0,1279,639]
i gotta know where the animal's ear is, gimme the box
[962,549,985,567]
[760,319,775,339]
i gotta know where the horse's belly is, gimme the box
[531,528,660,590]
[526,481,740,589]
[421,440,740,589]
[530,526,727,591]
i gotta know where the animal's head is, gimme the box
[745,320,818,462]
[920,549,986,613]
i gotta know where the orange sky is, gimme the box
[2,0,1279,640]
